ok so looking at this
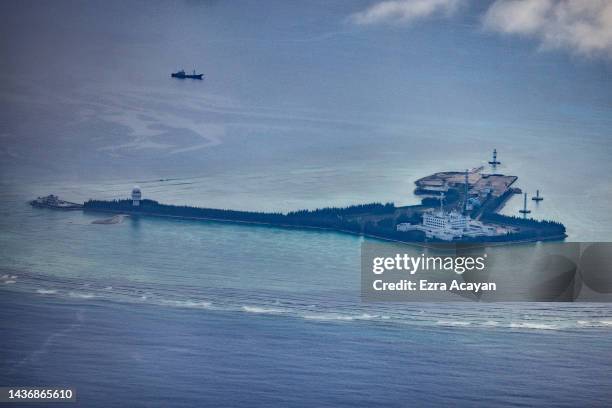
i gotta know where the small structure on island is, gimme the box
[532,189,543,202]
[396,209,503,241]
[131,186,142,206]
[438,191,445,212]
[488,148,501,166]
[396,191,504,241]
[519,192,531,216]
[29,195,82,210]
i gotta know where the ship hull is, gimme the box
[171,73,203,80]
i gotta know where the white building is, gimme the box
[131,186,142,206]
[397,209,504,241]
[423,210,467,230]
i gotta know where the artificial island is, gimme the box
[30,151,566,243]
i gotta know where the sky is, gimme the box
[0,0,611,182]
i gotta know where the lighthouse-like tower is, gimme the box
[131,186,142,206]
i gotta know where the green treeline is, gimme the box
[480,212,566,237]
[83,199,395,230]
[84,198,565,242]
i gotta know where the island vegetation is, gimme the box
[83,197,565,243]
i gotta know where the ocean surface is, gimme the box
[2,1,612,406]
[1,183,612,407]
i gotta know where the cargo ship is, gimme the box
[171,69,203,80]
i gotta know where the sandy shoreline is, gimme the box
[91,214,129,225]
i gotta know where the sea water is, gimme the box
[2,71,612,408]
[2,1,612,406]
[1,182,612,407]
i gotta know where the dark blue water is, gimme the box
[2,2,612,406]
[2,291,611,408]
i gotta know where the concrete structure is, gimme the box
[415,168,516,198]
[30,195,83,210]
[424,210,468,231]
[397,209,504,241]
[131,186,142,206]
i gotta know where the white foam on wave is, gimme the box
[302,313,355,322]
[68,291,96,299]
[36,289,58,295]
[574,320,612,328]
[482,320,499,326]
[509,322,559,330]
[437,320,471,327]
[4,280,16,284]
[302,312,392,322]
[577,320,590,325]
[355,313,379,320]
[161,299,212,309]
[241,306,284,314]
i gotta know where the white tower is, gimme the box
[131,186,142,206]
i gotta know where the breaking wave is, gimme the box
[2,270,612,332]
[509,322,560,330]
[241,306,285,314]
[68,292,96,299]
[36,289,58,295]
[159,300,213,309]
[437,320,471,327]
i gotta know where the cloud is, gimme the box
[349,0,463,25]
[483,0,612,57]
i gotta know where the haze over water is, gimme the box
[1,1,612,406]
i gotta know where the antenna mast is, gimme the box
[488,148,501,166]
[519,193,531,216]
